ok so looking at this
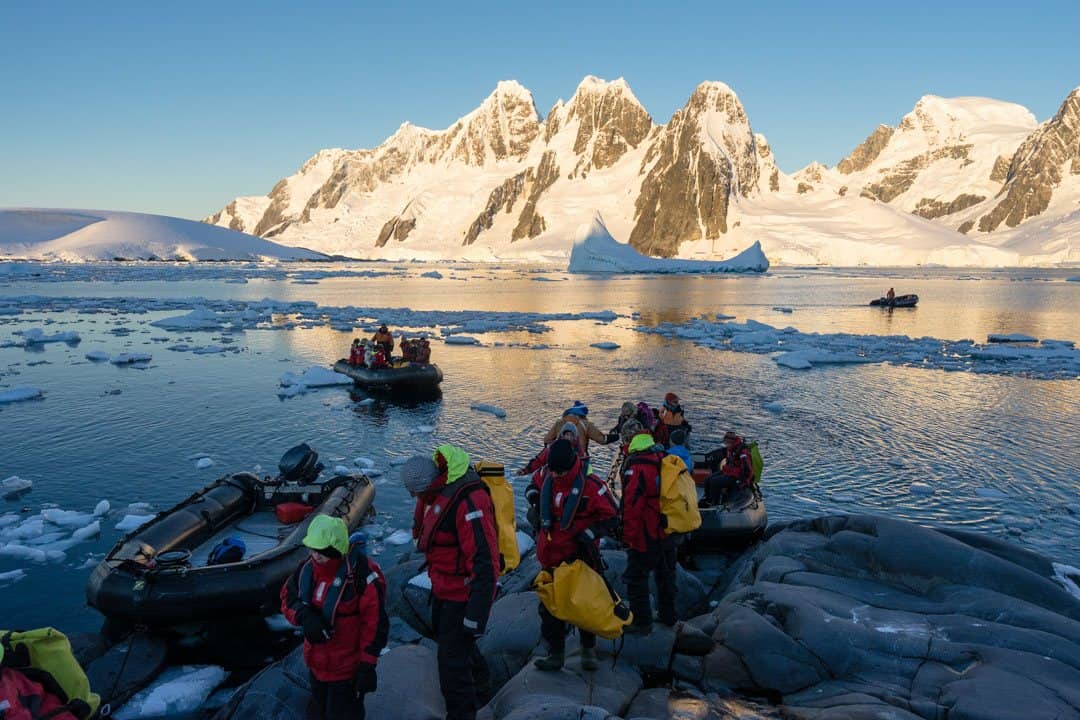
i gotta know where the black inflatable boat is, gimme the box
[333,359,443,391]
[870,294,918,307]
[86,444,375,626]
[688,448,768,546]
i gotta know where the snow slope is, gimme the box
[568,214,768,273]
[0,209,326,262]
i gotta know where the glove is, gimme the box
[354,663,377,694]
[297,606,332,644]
[515,468,528,476]
[463,614,485,639]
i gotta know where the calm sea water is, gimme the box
[1,264,1077,632]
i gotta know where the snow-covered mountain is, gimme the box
[208,78,1079,266]
[0,209,325,261]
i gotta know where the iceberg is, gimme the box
[0,387,44,404]
[567,213,769,274]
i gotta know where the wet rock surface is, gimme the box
[673,515,1080,719]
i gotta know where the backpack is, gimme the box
[534,559,633,639]
[657,454,701,534]
[474,462,519,574]
[627,453,701,534]
[746,440,763,485]
[207,536,246,566]
[0,629,99,719]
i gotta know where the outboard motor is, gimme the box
[278,443,324,484]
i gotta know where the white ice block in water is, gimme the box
[909,482,935,495]
[195,457,214,470]
[85,350,110,362]
[71,521,101,541]
[0,569,27,584]
[411,425,436,434]
[110,353,151,365]
[353,457,376,469]
[115,514,154,532]
[0,544,47,563]
[470,403,507,418]
[333,465,352,477]
[445,336,480,345]
[408,571,432,589]
[384,529,413,546]
[41,509,95,528]
[762,401,785,414]
[590,342,620,350]
[2,476,32,495]
[113,665,228,719]
[0,387,44,404]
[94,500,110,516]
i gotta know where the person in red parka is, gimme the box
[621,430,678,634]
[401,445,499,720]
[281,515,388,720]
[704,431,755,506]
[525,439,619,672]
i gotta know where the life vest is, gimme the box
[416,471,486,554]
[533,559,633,640]
[0,629,99,720]
[297,543,380,628]
[539,468,587,533]
[747,440,763,485]
[474,462,518,574]
[628,453,702,534]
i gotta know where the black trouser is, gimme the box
[308,674,366,720]
[432,597,491,720]
[704,472,739,505]
[538,602,596,654]
[625,536,678,626]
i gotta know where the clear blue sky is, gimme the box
[2,1,1077,220]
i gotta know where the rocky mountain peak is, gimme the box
[434,80,541,166]
[549,75,653,175]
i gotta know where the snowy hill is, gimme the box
[0,209,326,262]
[207,78,1079,267]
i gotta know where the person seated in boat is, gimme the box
[653,392,692,448]
[886,287,896,304]
[281,515,388,720]
[372,325,394,357]
[401,338,416,363]
[667,428,693,471]
[518,422,589,477]
[415,338,432,364]
[348,339,365,367]
[369,344,389,369]
[703,431,754,507]
[606,401,647,444]
[543,401,609,454]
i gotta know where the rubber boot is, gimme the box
[533,652,564,671]
[580,647,598,671]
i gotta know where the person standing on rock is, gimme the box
[525,438,619,671]
[401,445,499,720]
[621,430,678,634]
[281,515,388,720]
[543,400,609,454]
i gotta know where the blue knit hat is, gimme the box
[564,400,588,417]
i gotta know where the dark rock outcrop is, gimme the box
[837,124,895,174]
[464,151,560,245]
[861,145,972,203]
[912,193,985,219]
[977,87,1080,232]
[672,514,1080,720]
[376,215,417,247]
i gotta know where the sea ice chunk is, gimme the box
[0,387,44,404]
[196,457,214,470]
[470,403,507,418]
[589,342,620,350]
[384,529,413,546]
[115,514,154,532]
[113,665,228,720]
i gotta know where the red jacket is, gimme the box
[521,438,587,476]
[621,449,667,551]
[412,470,499,626]
[722,442,754,488]
[526,457,617,568]
[281,544,388,682]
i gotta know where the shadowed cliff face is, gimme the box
[977,88,1080,232]
[629,83,765,258]
[837,124,895,174]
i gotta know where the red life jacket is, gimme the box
[531,459,616,568]
[281,543,389,682]
[622,450,667,551]
[0,668,81,720]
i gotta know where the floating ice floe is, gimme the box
[196,457,214,470]
[150,306,224,330]
[909,482,935,495]
[115,514,154,532]
[0,569,26,584]
[637,315,1080,379]
[278,366,352,397]
[410,424,435,435]
[590,341,620,350]
[470,403,507,418]
[987,333,1038,343]
[354,457,376,469]
[445,336,479,345]
[408,571,432,589]
[19,328,81,345]
[421,270,443,279]
[85,350,111,362]
[333,465,352,477]
[113,665,228,720]
[110,353,151,365]
[2,475,32,496]
[93,500,110,516]
[384,529,413,546]
[762,401,785,414]
[0,387,43,404]
[772,307,794,313]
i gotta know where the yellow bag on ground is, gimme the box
[0,627,100,717]
[534,560,633,639]
[659,454,701,534]
[475,461,520,574]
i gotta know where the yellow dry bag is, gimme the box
[533,560,633,640]
[475,462,520,574]
[659,454,701,534]
[0,627,100,717]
